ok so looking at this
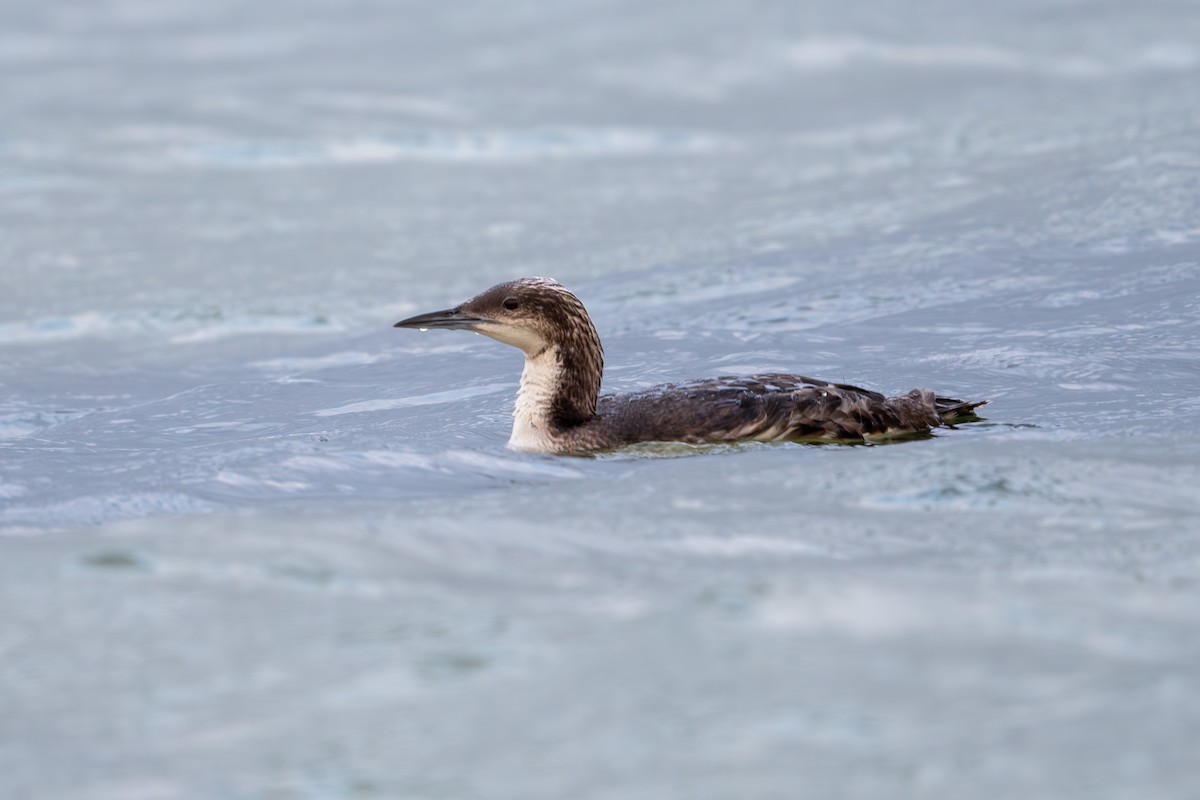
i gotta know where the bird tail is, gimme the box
[934,396,989,422]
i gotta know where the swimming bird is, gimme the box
[394,277,987,454]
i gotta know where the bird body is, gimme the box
[394,277,986,454]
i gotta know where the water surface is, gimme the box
[3,1,1200,798]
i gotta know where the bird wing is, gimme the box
[592,373,941,445]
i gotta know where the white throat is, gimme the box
[508,346,562,452]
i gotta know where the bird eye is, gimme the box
[502,297,520,311]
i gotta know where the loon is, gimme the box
[394,277,987,454]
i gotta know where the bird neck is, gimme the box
[510,335,603,450]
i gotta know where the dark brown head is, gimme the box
[395,277,604,426]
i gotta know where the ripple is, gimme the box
[0,309,342,345]
[0,409,89,440]
[215,471,311,492]
[0,482,28,499]
[312,384,510,417]
[1,492,212,529]
[442,450,585,480]
[164,128,731,169]
[251,351,385,373]
[784,36,1200,77]
[168,314,342,343]
[859,460,1068,512]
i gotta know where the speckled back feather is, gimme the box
[553,374,986,452]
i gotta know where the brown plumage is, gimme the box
[394,277,987,454]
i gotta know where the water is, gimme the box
[3,1,1200,797]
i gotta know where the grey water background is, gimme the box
[3,0,1200,797]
